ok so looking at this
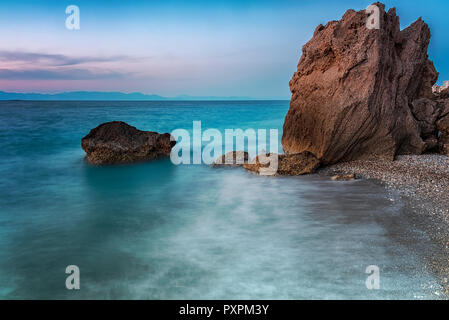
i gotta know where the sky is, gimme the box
[0,0,448,99]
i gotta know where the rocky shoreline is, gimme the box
[318,155,449,217]
[317,154,449,294]
[78,2,449,295]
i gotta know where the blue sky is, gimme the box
[0,0,448,99]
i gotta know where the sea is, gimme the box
[0,100,446,299]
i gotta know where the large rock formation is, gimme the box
[282,2,448,165]
[81,121,175,165]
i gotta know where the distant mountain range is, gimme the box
[0,91,270,101]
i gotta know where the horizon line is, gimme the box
[0,90,290,101]
[0,99,290,102]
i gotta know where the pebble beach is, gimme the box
[318,154,449,294]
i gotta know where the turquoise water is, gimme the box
[0,100,446,299]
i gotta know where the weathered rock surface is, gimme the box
[440,87,449,99]
[212,151,250,167]
[244,152,320,176]
[437,100,449,155]
[410,98,441,151]
[81,121,175,165]
[282,2,448,165]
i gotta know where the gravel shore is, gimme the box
[317,154,449,294]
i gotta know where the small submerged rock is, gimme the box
[244,151,320,176]
[331,174,356,181]
[81,121,175,165]
[212,151,250,167]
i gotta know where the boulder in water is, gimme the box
[81,121,175,165]
[212,151,250,167]
[244,152,320,176]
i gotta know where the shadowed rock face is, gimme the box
[410,98,441,151]
[440,87,449,99]
[282,2,443,165]
[437,100,449,155]
[81,121,175,165]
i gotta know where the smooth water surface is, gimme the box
[0,101,445,299]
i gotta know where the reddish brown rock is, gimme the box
[411,94,449,153]
[282,2,439,165]
[410,98,441,150]
[440,87,449,99]
[212,151,250,167]
[81,121,175,165]
[437,100,449,155]
[244,152,320,176]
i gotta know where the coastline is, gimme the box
[317,154,449,295]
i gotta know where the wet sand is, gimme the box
[317,154,449,294]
